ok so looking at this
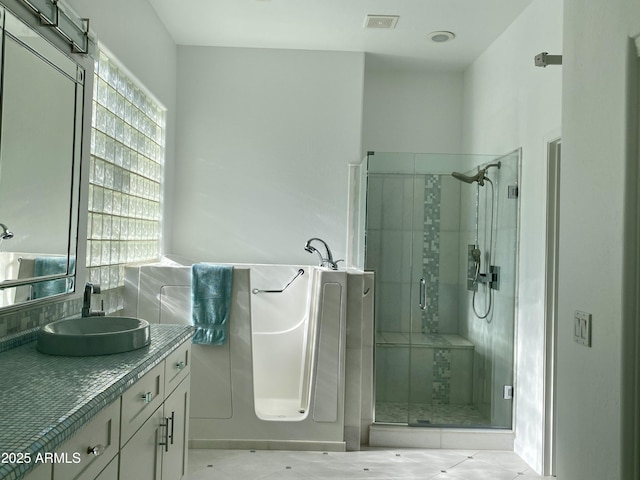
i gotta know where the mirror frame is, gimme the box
[0,0,93,312]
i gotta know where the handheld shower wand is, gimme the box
[451,162,502,321]
[471,248,482,286]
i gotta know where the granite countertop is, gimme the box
[0,323,194,480]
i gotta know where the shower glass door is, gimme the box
[368,151,520,428]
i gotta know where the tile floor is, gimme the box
[187,448,556,479]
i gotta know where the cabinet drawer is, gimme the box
[121,362,165,446]
[53,400,120,480]
[164,341,191,396]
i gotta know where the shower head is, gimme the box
[451,161,501,187]
[452,171,484,185]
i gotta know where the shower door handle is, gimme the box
[418,278,426,310]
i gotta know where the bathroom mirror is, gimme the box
[0,7,89,309]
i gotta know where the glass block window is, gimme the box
[87,50,165,312]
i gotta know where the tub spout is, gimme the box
[304,237,339,270]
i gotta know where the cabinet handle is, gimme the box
[141,392,153,403]
[159,417,170,452]
[175,361,186,370]
[168,411,175,445]
[87,444,105,457]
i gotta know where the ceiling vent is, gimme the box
[364,15,399,29]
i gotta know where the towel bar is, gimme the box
[252,269,304,294]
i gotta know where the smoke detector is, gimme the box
[364,15,399,29]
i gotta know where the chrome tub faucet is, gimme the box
[304,237,341,270]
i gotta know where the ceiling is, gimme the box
[148,0,533,71]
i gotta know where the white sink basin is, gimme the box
[37,316,151,356]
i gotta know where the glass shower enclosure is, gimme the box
[366,151,520,428]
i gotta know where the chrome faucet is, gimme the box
[304,237,341,270]
[0,223,13,240]
[82,282,105,317]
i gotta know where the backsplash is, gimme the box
[0,296,82,338]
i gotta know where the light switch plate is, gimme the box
[574,310,592,347]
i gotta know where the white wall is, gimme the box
[362,69,463,154]
[64,0,178,255]
[461,0,563,472]
[557,0,640,478]
[172,46,364,265]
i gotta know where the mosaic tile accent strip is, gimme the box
[422,174,441,334]
[432,348,452,405]
[0,296,82,341]
[0,324,194,480]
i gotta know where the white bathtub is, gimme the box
[124,258,348,449]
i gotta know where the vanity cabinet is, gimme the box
[25,342,191,480]
[119,350,190,480]
[120,376,190,480]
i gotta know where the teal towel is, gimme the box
[191,263,233,345]
[32,256,75,299]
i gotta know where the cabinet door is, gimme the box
[22,463,51,480]
[119,406,164,480]
[94,455,118,480]
[162,375,190,480]
[53,401,120,480]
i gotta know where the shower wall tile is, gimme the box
[412,176,426,229]
[459,184,477,234]
[432,348,452,404]
[376,281,402,332]
[410,347,434,403]
[439,176,461,232]
[399,282,414,333]
[450,348,474,404]
[381,177,408,230]
[495,226,517,289]
[439,231,460,284]
[375,346,410,403]
[380,230,405,283]
[438,283,459,334]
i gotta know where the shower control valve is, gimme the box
[477,266,501,291]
